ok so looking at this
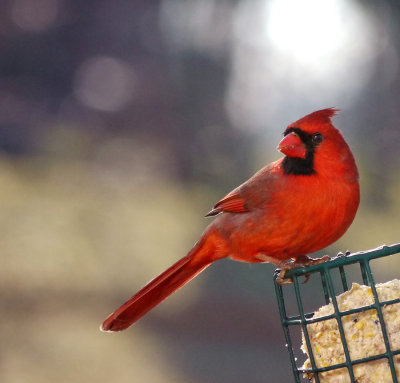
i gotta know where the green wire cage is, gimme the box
[274,243,400,382]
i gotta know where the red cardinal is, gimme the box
[101,108,359,332]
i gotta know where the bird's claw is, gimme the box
[302,273,311,284]
[275,255,331,285]
[275,269,292,285]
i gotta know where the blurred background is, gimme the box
[0,0,399,382]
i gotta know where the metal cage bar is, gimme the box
[274,243,400,382]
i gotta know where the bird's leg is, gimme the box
[275,255,331,285]
[255,253,290,283]
[255,254,295,285]
[274,263,297,285]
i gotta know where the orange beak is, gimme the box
[277,132,307,159]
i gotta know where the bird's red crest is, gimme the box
[289,107,339,128]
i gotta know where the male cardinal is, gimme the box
[101,108,359,332]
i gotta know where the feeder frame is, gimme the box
[274,243,400,382]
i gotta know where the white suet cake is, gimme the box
[302,279,400,382]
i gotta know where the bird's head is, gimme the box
[277,108,357,178]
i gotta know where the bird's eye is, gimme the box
[312,132,324,145]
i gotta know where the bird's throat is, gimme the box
[282,154,315,175]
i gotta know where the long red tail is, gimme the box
[101,234,219,332]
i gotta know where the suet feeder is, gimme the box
[275,243,400,382]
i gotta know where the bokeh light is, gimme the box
[227,0,380,131]
[74,56,136,112]
[11,0,60,32]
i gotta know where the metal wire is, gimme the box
[274,243,400,382]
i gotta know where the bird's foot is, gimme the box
[275,255,331,285]
[292,254,331,268]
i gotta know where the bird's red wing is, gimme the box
[205,191,248,216]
